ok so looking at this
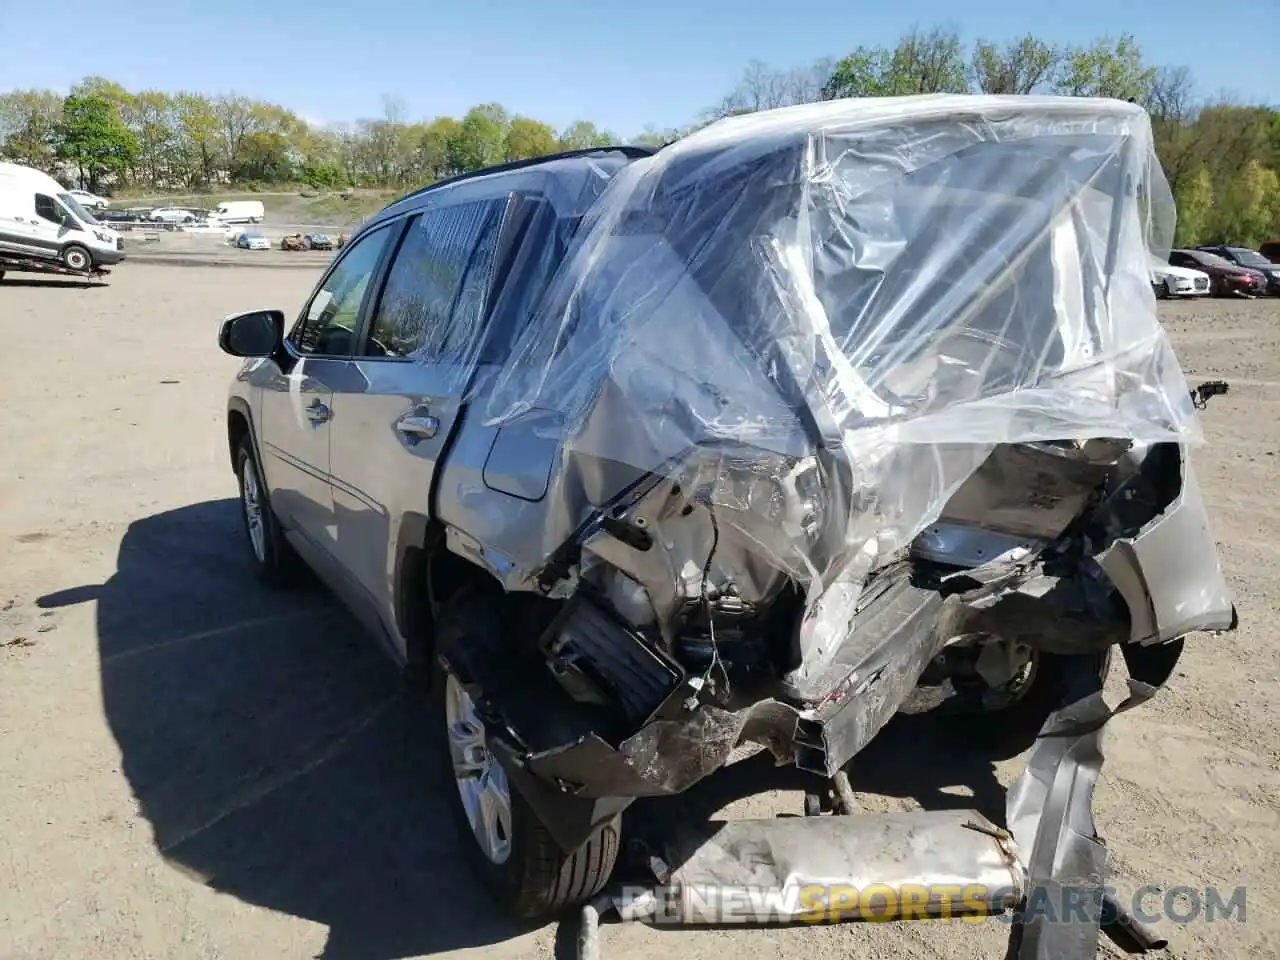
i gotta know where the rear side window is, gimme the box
[363,197,508,361]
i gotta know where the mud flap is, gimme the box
[1006,650,1170,959]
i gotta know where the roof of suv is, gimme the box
[366,145,658,231]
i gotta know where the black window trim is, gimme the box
[352,192,514,365]
[282,218,408,362]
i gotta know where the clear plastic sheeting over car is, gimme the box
[478,94,1200,629]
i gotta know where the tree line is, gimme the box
[2,28,1278,246]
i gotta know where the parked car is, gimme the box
[95,208,143,224]
[306,233,334,251]
[1258,240,1280,263]
[150,207,198,224]
[216,99,1235,951]
[68,188,109,210]
[1196,245,1280,296]
[1169,248,1263,297]
[1149,252,1210,298]
[235,230,271,250]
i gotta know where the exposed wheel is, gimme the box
[954,647,1113,758]
[1163,278,1176,299]
[433,591,620,920]
[234,435,301,586]
[61,244,91,272]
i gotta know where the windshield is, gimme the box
[58,192,98,226]
[1228,248,1270,267]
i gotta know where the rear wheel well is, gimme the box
[399,523,504,673]
[227,410,250,471]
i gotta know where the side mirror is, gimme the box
[218,309,284,358]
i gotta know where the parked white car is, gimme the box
[1150,253,1211,298]
[68,189,109,210]
[150,207,198,224]
[234,230,271,250]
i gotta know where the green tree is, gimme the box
[448,105,508,172]
[1173,165,1214,246]
[55,92,139,190]
[213,94,259,174]
[232,130,293,183]
[558,120,616,150]
[299,159,345,189]
[0,89,63,172]
[1053,34,1157,101]
[969,35,1060,94]
[414,117,460,181]
[174,93,222,187]
[132,90,177,187]
[1212,160,1280,247]
[824,27,969,99]
[504,116,558,160]
[629,125,684,147]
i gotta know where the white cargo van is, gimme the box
[0,162,125,270]
[209,200,264,224]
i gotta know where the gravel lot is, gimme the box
[1,265,1278,960]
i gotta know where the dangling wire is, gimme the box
[698,501,730,693]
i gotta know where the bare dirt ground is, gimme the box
[0,265,1277,960]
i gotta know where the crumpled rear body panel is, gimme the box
[427,95,1233,814]
[463,96,1200,609]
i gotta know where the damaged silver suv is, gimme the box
[220,95,1236,957]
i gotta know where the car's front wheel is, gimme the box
[61,244,91,272]
[432,590,620,920]
[234,436,300,586]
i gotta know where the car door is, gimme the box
[31,193,70,257]
[256,222,396,558]
[328,195,512,626]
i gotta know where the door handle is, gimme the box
[306,399,331,425]
[395,415,439,442]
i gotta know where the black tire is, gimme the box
[432,590,620,920]
[61,244,92,272]
[233,436,301,587]
[960,649,1113,759]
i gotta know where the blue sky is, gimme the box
[1,0,1276,136]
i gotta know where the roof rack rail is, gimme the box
[384,144,659,211]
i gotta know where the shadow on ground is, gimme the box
[38,498,1013,960]
[0,277,106,288]
[39,499,526,960]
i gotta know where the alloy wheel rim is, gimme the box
[444,674,513,864]
[241,460,266,563]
